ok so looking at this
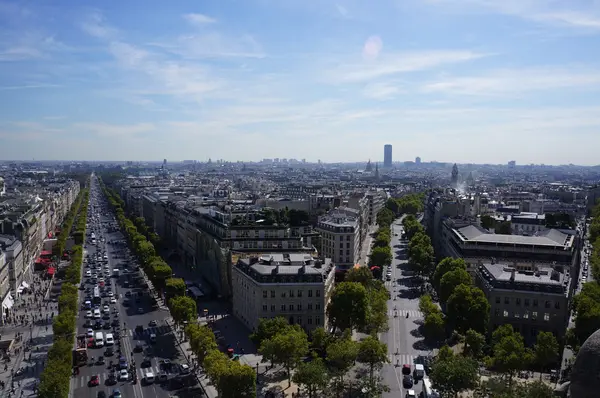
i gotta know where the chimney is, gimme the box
[510,268,516,282]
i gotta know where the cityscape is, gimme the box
[3,1,600,398]
[0,153,600,398]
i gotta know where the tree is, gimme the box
[150,263,173,291]
[219,361,256,398]
[419,294,438,316]
[423,312,446,343]
[203,349,231,390]
[376,208,395,227]
[385,198,400,214]
[38,359,71,398]
[326,337,358,387]
[430,350,479,397]
[250,317,291,346]
[439,268,472,306]
[165,277,187,298]
[446,284,490,335]
[432,257,467,292]
[403,215,425,241]
[364,285,390,334]
[327,282,369,332]
[480,215,495,230]
[259,327,309,386]
[495,221,512,235]
[310,327,332,357]
[186,324,218,363]
[168,296,197,325]
[407,232,435,277]
[357,336,389,384]
[52,311,76,339]
[292,358,329,398]
[345,266,373,286]
[533,331,559,378]
[373,232,391,248]
[464,329,485,359]
[489,325,533,386]
[474,378,554,398]
[369,246,392,267]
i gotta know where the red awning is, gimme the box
[47,267,56,276]
[41,250,52,256]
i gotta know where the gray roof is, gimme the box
[455,225,573,248]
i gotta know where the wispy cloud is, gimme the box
[80,11,117,39]
[150,33,265,59]
[183,13,217,25]
[0,83,60,91]
[336,4,350,18]
[421,67,600,95]
[363,81,401,100]
[73,122,156,137]
[328,50,489,83]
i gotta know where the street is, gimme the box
[380,217,430,398]
[71,179,193,398]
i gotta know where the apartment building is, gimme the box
[474,262,570,345]
[316,207,362,269]
[510,213,547,235]
[232,253,336,332]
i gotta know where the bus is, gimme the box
[93,286,101,305]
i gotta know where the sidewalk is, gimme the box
[358,224,378,267]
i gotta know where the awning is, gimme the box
[21,281,30,289]
[2,293,14,310]
[41,250,52,256]
[16,287,24,294]
[47,267,56,276]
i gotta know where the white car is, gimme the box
[85,270,92,277]
[119,369,129,381]
[103,305,110,314]
[87,328,94,338]
[108,291,114,297]
[86,310,93,318]
[110,298,117,304]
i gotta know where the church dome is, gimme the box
[570,329,600,398]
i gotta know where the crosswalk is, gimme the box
[388,309,423,318]
[73,365,164,388]
[387,353,420,367]
[128,325,171,338]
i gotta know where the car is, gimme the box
[88,375,100,387]
[149,320,157,327]
[125,291,132,297]
[123,300,130,307]
[141,357,152,368]
[138,308,144,314]
[118,357,128,370]
[84,319,93,328]
[87,328,94,338]
[405,390,416,398]
[108,291,114,297]
[179,364,190,375]
[103,321,111,330]
[118,369,129,381]
[97,391,106,398]
[134,342,144,353]
[86,311,93,318]
[111,319,120,327]
[86,271,92,277]
[104,347,114,357]
[112,389,122,398]
[402,375,414,388]
[110,297,116,304]
[402,364,411,375]
[149,333,157,343]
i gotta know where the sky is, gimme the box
[2,0,600,165]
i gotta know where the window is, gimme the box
[495,309,500,317]
[544,313,550,321]
[307,317,313,324]
[532,311,538,320]
[316,290,320,297]
[315,316,321,325]
[545,301,551,309]
[281,305,286,311]
[262,305,267,311]
[297,304,302,311]
[315,304,321,311]
[514,312,521,318]
[524,299,530,307]
[339,250,343,256]
[346,236,350,241]
[555,301,560,310]
[533,299,538,307]
[495,297,500,304]
[504,297,510,305]
[516,298,521,306]
[297,290,302,298]
[340,243,343,248]
[307,304,313,310]
[308,290,313,298]
[271,305,275,312]
[289,304,294,311]
[503,310,509,317]
[289,290,294,298]
[263,291,267,298]
[297,316,302,325]
[281,292,286,298]
[346,242,350,248]
[271,290,275,298]
[523,311,529,319]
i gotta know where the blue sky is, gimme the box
[2,0,600,164]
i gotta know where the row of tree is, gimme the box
[566,200,600,352]
[52,185,88,257]
[251,317,389,397]
[38,185,91,398]
[385,193,425,216]
[370,207,395,267]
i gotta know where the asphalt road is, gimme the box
[380,217,431,398]
[72,181,190,398]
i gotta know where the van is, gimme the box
[414,364,425,379]
[105,333,114,346]
[93,309,101,319]
[95,332,104,348]
[144,372,155,384]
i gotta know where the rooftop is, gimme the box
[235,253,335,284]
[454,225,573,248]
[476,262,568,295]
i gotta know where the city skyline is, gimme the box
[2,0,600,164]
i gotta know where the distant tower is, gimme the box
[451,163,459,187]
[415,157,421,165]
[366,159,373,172]
[383,145,392,168]
[163,159,167,168]
[375,163,380,181]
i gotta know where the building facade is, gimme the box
[316,208,361,269]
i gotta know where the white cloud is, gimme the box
[183,13,217,25]
[336,4,350,18]
[80,11,117,39]
[150,32,265,59]
[73,122,156,137]
[363,81,400,100]
[421,67,600,95]
[0,83,60,90]
[328,50,488,83]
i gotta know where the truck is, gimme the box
[72,347,88,367]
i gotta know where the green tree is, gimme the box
[52,311,76,339]
[369,246,392,267]
[376,208,395,227]
[408,232,435,277]
[168,296,197,325]
[430,350,479,398]
[327,282,369,332]
[150,263,173,292]
[38,359,71,398]
[423,312,446,343]
[373,231,391,248]
[385,198,400,214]
[495,220,512,235]
[480,215,495,230]
[186,324,218,364]
[259,327,310,386]
[250,317,290,346]
[219,361,256,398]
[403,216,425,240]
[310,327,332,357]
[345,266,373,285]
[464,329,485,359]
[533,331,559,378]
[292,358,329,398]
[439,268,472,306]
[357,336,389,384]
[419,294,438,316]
[326,337,358,387]
[446,284,490,335]
[489,325,533,386]
[165,277,187,298]
[432,257,468,293]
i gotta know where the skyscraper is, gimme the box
[383,144,392,168]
